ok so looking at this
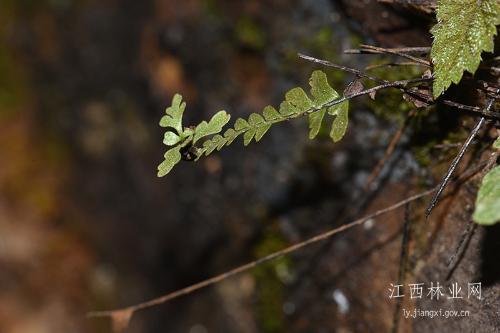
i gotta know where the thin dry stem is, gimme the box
[88,188,437,319]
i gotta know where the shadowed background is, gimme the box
[3,1,498,333]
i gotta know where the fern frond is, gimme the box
[431,0,500,97]
[158,70,351,176]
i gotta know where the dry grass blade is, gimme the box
[87,188,438,324]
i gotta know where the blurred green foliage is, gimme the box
[253,228,291,333]
[473,165,500,225]
[235,16,267,50]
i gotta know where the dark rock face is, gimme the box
[337,0,433,47]
[337,2,499,333]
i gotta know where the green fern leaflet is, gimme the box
[430,0,500,98]
[473,166,500,225]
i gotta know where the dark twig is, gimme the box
[365,61,427,70]
[298,53,384,83]
[318,78,431,111]
[445,220,476,281]
[425,88,499,219]
[439,99,497,118]
[476,80,500,90]
[298,53,500,120]
[345,46,431,55]
[345,44,431,66]
[433,142,462,150]
[399,89,500,119]
[400,203,411,281]
[425,117,485,219]
[391,203,412,333]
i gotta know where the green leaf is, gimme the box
[243,127,256,146]
[278,101,297,117]
[329,101,349,142]
[431,0,500,98]
[308,71,343,139]
[328,99,349,116]
[308,108,327,139]
[263,105,282,121]
[309,70,339,106]
[493,137,500,149]
[473,166,500,225]
[157,146,182,177]
[215,135,227,150]
[223,128,238,145]
[255,124,271,142]
[235,118,250,131]
[248,113,271,142]
[163,132,181,146]
[285,87,314,112]
[193,110,231,143]
[160,94,186,134]
[201,134,227,153]
[248,113,265,126]
[203,137,220,155]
